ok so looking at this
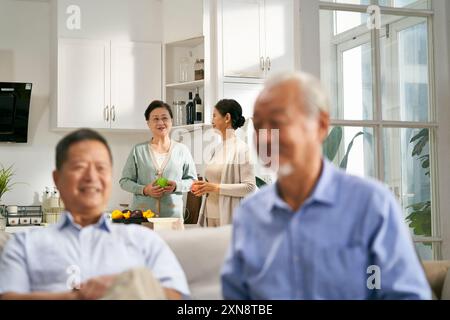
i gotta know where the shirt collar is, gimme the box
[270,158,339,212]
[57,211,112,232]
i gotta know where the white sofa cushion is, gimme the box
[158,226,232,300]
[0,231,10,256]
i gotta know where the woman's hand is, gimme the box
[191,180,220,197]
[143,182,165,198]
[163,180,177,194]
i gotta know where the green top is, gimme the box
[119,140,197,218]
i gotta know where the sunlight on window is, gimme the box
[343,47,363,120]
[334,11,367,35]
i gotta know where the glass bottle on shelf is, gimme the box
[194,59,204,81]
[186,92,195,125]
[179,56,189,83]
[193,88,203,123]
[173,101,186,126]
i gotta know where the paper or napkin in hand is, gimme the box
[101,267,166,300]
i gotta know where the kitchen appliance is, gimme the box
[6,205,43,226]
[0,82,33,143]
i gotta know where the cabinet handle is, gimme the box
[111,106,116,122]
[260,56,265,71]
[104,105,109,122]
[266,57,271,71]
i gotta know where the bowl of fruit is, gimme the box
[111,209,158,224]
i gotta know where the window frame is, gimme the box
[299,0,447,259]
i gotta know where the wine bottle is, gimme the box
[186,92,195,125]
[194,88,203,123]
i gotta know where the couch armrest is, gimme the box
[422,261,450,299]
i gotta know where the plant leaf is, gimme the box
[339,132,364,170]
[323,127,343,162]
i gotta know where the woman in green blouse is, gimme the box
[119,100,197,218]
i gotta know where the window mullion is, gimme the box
[372,24,384,182]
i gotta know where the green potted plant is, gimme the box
[0,164,17,217]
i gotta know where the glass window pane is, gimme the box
[380,0,431,9]
[320,10,373,120]
[383,128,433,238]
[324,126,375,178]
[334,11,369,35]
[415,242,435,261]
[381,16,430,121]
[321,0,431,9]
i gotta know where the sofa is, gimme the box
[0,227,231,300]
[159,225,232,299]
[1,228,450,300]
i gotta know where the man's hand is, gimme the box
[74,274,117,300]
[163,180,177,194]
[144,182,165,198]
[163,288,183,300]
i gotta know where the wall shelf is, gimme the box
[166,80,204,90]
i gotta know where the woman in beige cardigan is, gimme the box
[192,99,256,227]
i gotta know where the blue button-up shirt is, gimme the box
[0,212,189,296]
[221,160,431,300]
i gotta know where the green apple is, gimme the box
[156,177,169,188]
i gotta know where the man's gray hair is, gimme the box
[264,72,330,116]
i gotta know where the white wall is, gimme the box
[57,0,163,42]
[0,0,153,210]
[162,0,203,43]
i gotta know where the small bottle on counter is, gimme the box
[42,187,51,210]
[49,187,60,209]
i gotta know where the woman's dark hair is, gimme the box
[144,100,173,121]
[56,128,112,170]
[214,99,245,130]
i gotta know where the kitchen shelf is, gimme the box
[166,36,204,48]
[171,123,211,132]
[166,80,204,90]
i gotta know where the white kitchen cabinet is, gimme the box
[264,0,295,75]
[58,39,110,128]
[57,38,162,130]
[222,82,263,119]
[221,0,294,79]
[222,0,265,78]
[110,42,162,130]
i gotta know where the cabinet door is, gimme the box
[223,82,263,120]
[222,0,265,78]
[264,0,295,75]
[110,42,162,130]
[58,39,110,128]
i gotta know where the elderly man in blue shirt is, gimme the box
[0,129,189,300]
[221,72,431,300]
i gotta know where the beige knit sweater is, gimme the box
[198,136,256,226]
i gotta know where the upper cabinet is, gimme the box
[222,0,265,79]
[110,41,162,130]
[52,0,163,131]
[57,39,161,130]
[57,39,110,129]
[221,0,295,79]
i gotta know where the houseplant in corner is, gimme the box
[0,164,18,229]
